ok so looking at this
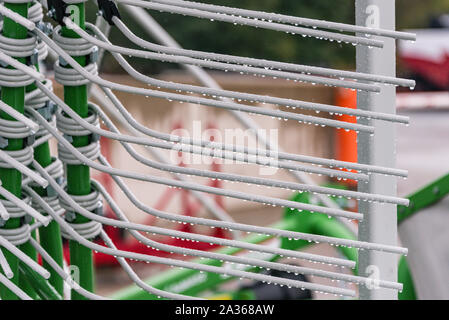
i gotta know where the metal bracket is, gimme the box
[95,201,104,216]
[97,0,121,26]
[22,214,33,225]
[46,176,64,198]
[28,49,39,66]
[89,46,99,65]
[0,59,9,68]
[0,136,8,149]
[64,211,76,222]
[36,101,57,122]
[25,134,36,147]
[398,173,449,224]
[36,21,54,36]
[90,132,100,143]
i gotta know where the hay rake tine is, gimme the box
[148,0,416,41]
[0,235,50,279]
[91,88,409,206]
[117,4,397,243]
[42,21,375,134]
[117,0,384,48]
[33,157,405,260]
[95,179,403,291]
[26,102,363,219]
[96,85,370,181]
[0,0,414,300]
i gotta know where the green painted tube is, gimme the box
[28,62,64,296]
[0,1,29,300]
[33,154,64,296]
[12,71,48,299]
[60,3,95,300]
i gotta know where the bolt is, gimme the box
[23,215,33,225]
[63,134,73,143]
[59,56,68,67]
[47,8,56,18]
[91,132,100,143]
[433,186,440,195]
[95,202,104,216]
[47,185,57,197]
[89,46,99,64]
[65,211,76,222]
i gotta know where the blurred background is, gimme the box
[51,0,449,299]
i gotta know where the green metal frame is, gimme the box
[61,3,95,300]
[111,188,358,300]
[0,1,30,300]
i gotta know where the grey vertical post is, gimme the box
[356,0,398,300]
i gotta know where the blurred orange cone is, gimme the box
[334,88,358,189]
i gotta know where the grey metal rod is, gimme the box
[90,85,241,238]
[117,0,384,48]
[148,0,416,41]
[356,0,399,300]
[121,4,359,235]
[110,17,413,121]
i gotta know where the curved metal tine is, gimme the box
[148,0,416,41]
[117,0,384,48]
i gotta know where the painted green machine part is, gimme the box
[398,173,449,224]
[0,1,30,300]
[20,75,65,298]
[61,3,95,300]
